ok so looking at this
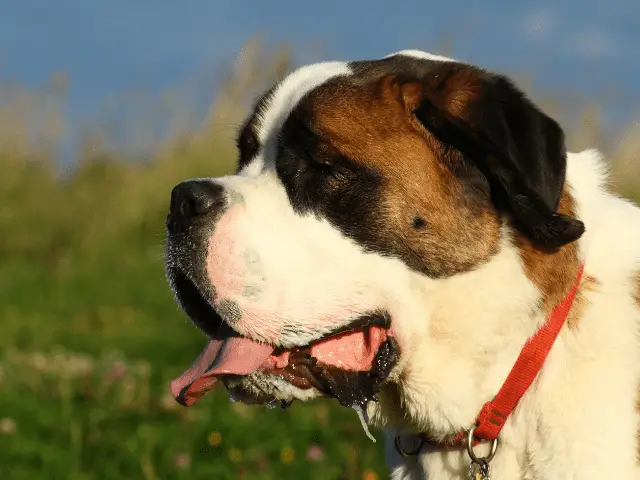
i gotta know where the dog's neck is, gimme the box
[369,208,583,444]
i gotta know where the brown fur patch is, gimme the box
[299,74,501,277]
[634,274,640,309]
[423,66,482,119]
[396,66,481,118]
[515,188,586,318]
[566,274,599,330]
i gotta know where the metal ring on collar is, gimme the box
[466,426,499,464]
[394,435,425,457]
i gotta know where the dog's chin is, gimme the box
[221,372,322,408]
[167,266,401,412]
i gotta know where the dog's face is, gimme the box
[166,51,584,417]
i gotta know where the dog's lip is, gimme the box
[168,267,227,339]
[272,311,392,352]
[168,265,392,349]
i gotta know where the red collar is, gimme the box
[396,262,585,455]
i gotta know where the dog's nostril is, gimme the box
[168,180,226,233]
[178,196,195,219]
[166,213,175,234]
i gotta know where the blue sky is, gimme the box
[1,0,638,159]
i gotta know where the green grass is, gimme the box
[0,254,386,480]
[0,40,638,479]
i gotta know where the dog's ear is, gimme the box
[387,63,585,249]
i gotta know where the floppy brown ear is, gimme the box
[393,63,585,249]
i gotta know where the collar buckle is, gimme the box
[394,434,425,457]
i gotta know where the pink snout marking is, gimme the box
[205,208,282,343]
[206,208,250,304]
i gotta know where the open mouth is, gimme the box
[168,269,400,417]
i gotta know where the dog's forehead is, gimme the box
[239,50,459,173]
[255,61,352,144]
[258,50,459,140]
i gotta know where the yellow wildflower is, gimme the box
[228,448,243,462]
[280,446,295,464]
[208,431,222,447]
[363,469,378,480]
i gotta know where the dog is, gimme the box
[165,50,640,479]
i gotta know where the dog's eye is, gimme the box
[280,120,337,174]
[305,152,335,174]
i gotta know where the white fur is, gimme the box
[179,51,640,478]
[385,49,456,63]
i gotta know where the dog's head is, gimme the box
[165,51,584,422]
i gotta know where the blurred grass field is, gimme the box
[0,41,639,479]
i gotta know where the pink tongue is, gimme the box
[170,337,273,406]
[170,326,389,407]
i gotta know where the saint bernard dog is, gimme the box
[165,50,640,479]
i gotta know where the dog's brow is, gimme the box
[255,62,352,144]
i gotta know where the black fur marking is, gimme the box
[236,85,278,171]
[216,299,243,325]
[169,270,223,338]
[412,74,585,248]
[276,106,386,250]
[236,120,260,171]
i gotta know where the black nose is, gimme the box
[167,180,225,234]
